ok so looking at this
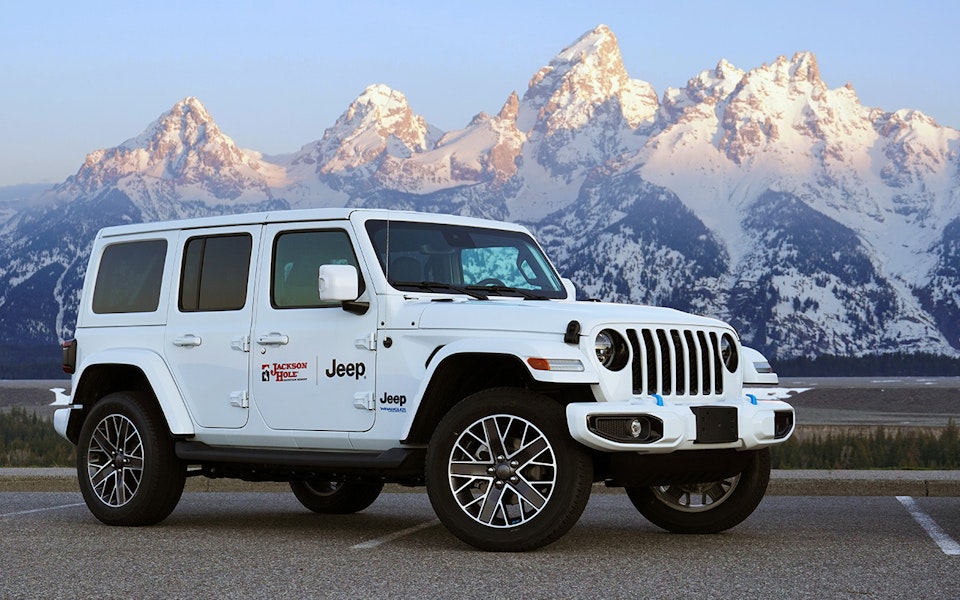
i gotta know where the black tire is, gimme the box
[425,388,593,552]
[289,480,384,514]
[76,391,185,526]
[625,448,771,534]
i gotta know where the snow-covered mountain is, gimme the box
[3,24,959,372]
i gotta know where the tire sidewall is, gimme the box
[626,448,771,534]
[289,480,384,514]
[76,391,185,526]
[425,388,593,551]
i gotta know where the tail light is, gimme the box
[62,339,77,374]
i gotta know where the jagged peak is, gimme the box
[746,52,824,88]
[715,59,743,81]
[120,96,227,153]
[525,24,627,99]
[789,51,821,84]
[347,84,410,117]
[498,91,520,121]
[554,24,618,63]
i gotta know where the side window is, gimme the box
[179,234,252,312]
[272,230,363,308]
[92,240,167,314]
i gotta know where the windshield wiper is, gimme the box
[465,285,551,300]
[392,280,489,300]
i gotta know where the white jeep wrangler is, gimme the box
[53,208,794,551]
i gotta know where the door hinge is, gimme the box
[230,390,249,409]
[231,335,251,353]
[355,332,376,351]
[353,392,375,411]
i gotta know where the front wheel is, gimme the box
[625,448,771,534]
[289,480,383,514]
[76,392,185,526]
[425,388,593,552]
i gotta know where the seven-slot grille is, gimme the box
[626,328,725,397]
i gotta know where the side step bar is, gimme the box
[175,441,426,476]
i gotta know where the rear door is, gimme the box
[164,226,261,428]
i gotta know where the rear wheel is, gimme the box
[289,480,383,514]
[426,388,593,552]
[76,392,185,526]
[625,448,770,534]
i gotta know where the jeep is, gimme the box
[53,208,794,551]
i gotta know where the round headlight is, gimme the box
[595,329,629,371]
[720,333,739,372]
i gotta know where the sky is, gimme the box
[1,0,958,188]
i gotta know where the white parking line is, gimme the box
[897,496,960,556]
[351,518,440,550]
[0,503,86,519]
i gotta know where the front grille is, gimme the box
[627,328,724,397]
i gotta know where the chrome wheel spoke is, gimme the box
[478,480,507,523]
[511,478,547,510]
[449,461,494,478]
[511,436,548,469]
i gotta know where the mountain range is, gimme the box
[2,24,958,375]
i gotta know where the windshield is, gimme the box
[365,220,566,299]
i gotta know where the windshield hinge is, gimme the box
[355,332,376,351]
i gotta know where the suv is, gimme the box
[54,208,794,551]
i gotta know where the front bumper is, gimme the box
[566,395,795,452]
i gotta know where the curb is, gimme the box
[2,468,958,496]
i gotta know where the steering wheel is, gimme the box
[474,278,506,287]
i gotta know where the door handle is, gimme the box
[256,333,290,346]
[172,335,202,347]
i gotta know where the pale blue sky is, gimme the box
[1,0,957,187]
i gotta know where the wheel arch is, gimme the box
[402,351,595,445]
[66,349,194,444]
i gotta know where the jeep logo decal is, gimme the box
[380,392,407,413]
[325,358,366,380]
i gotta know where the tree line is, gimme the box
[770,420,960,469]
[775,352,960,377]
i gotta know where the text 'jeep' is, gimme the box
[54,208,794,551]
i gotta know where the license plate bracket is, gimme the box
[691,406,738,443]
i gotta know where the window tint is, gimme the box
[273,230,362,308]
[92,240,167,314]
[179,234,252,312]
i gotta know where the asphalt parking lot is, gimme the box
[2,489,958,598]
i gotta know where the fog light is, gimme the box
[629,418,649,439]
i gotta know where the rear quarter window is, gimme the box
[92,240,168,314]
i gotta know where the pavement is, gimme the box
[2,468,958,496]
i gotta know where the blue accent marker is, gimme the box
[747,393,758,405]
[652,394,664,406]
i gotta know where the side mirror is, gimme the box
[741,346,779,387]
[318,264,359,302]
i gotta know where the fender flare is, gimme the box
[400,337,599,440]
[74,348,195,436]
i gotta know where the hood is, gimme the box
[415,299,731,336]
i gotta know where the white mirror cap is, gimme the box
[741,346,779,386]
[318,264,359,302]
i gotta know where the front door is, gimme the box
[164,226,261,428]
[250,223,377,431]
